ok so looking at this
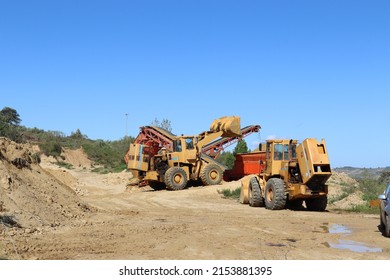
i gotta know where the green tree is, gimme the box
[233,139,250,156]
[150,118,172,132]
[217,151,236,169]
[0,107,21,126]
[0,107,22,141]
[70,129,87,139]
[378,170,390,185]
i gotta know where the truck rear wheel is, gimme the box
[264,178,287,210]
[148,181,165,191]
[287,199,304,210]
[200,164,223,186]
[249,177,264,207]
[164,167,188,191]
[305,196,327,211]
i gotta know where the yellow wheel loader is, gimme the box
[126,116,243,190]
[240,138,331,211]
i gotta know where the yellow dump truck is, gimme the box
[126,116,242,190]
[240,138,331,211]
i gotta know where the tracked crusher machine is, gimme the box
[124,116,260,190]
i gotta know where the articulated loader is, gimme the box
[126,116,242,190]
[240,138,332,211]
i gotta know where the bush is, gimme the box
[0,107,133,172]
[332,171,388,213]
[346,204,380,214]
[357,175,387,202]
[39,141,62,157]
[55,162,74,169]
[217,151,235,169]
[220,187,241,200]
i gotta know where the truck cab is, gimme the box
[264,139,298,181]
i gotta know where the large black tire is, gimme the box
[264,178,287,210]
[164,167,188,191]
[249,177,264,207]
[305,196,327,211]
[380,200,386,232]
[287,199,304,210]
[200,163,223,186]
[384,215,390,237]
[148,181,166,191]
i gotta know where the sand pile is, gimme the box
[0,137,90,232]
[327,172,365,209]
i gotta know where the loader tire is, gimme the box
[264,178,287,210]
[305,196,327,211]
[164,167,188,191]
[200,164,223,186]
[148,181,166,191]
[287,199,304,210]
[249,177,264,207]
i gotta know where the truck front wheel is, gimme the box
[200,164,223,186]
[164,167,188,191]
[249,177,264,207]
[264,178,287,210]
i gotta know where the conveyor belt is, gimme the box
[134,126,176,151]
[202,125,260,158]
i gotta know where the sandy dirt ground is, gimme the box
[2,168,389,260]
[0,141,388,260]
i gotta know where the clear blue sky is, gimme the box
[1,0,389,168]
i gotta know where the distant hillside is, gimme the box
[334,166,390,180]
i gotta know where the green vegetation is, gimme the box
[0,106,134,173]
[328,183,357,204]
[329,170,388,213]
[220,187,241,200]
[54,162,74,169]
[217,151,235,169]
[347,204,380,214]
[233,139,250,156]
[35,131,133,172]
[0,106,23,142]
[217,139,250,169]
[358,173,387,202]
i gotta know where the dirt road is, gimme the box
[2,165,388,260]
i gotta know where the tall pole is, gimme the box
[125,113,128,137]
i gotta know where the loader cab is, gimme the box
[173,137,195,152]
[170,136,197,163]
[264,139,298,177]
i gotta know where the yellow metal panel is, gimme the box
[126,144,149,172]
[240,177,250,204]
[297,138,331,185]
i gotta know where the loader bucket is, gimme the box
[210,116,241,137]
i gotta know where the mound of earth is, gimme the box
[0,138,91,233]
[39,146,93,170]
[327,172,365,209]
[60,147,93,169]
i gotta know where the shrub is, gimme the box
[39,141,62,157]
[220,187,241,200]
